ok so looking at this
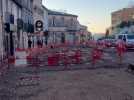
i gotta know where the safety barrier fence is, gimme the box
[9,41,126,68]
[0,40,129,77]
[0,41,133,100]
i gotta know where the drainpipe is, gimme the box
[10,31,14,56]
[1,0,4,59]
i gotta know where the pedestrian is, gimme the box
[91,47,103,66]
[32,39,34,48]
[41,39,43,48]
[50,45,54,49]
[116,40,126,64]
[28,39,32,48]
[37,40,41,48]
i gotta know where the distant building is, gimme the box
[1,0,23,56]
[112,7,134,27]
[78,25,91,42]
[48,10,80,44]
[111,7,134,34]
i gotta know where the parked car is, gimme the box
[104,39,116,47]
[115,34,134,49]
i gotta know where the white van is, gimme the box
[116,34,134,49]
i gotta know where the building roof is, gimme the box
[48,10,78,17]
[42,5,49,11]
[112,7,134,15]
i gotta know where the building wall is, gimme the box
[48,13,81,44]
[48,12,90,44]
[33,0,44,32]
[0,0,4,60]
[112,7,134,27]
[21,0,34,49]
[1,0,22,56]
[32,0,45,47]
[42,6,48,31]
[112,10,122,26]
[0,0,34,56]
[48,15,78,27]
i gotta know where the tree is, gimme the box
[117,21,134,28]
[118,21,128,28]
[105,29,109,38]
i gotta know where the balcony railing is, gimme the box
[66,26,78,31]
[48,27,66,32]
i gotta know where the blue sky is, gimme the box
[43,0,133,33]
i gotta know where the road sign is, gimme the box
[35,20,43,31]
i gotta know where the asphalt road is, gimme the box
[0,47,134,100]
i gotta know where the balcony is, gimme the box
[4,12,14,24]
[17,19,23,30]
[66,26,78,31]
[48,27,66,32]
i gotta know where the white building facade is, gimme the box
[21,0,34,49]
[1,0,34,57]
[1,0,22,56]
[42,6,49,45]
[78,25,91,42]
[32,0,45,46]
[48,10,80,45]
[0,0,4,60]
[47,10,90,45]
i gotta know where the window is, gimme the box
[118,35,123,39]
[5,0,8,12]
[52,17,56,27]
[10,0,13,14]
[127,35,134,39]
[17,7,19,19]
[61,17,65,26]
[0,0,2,16]
[70,18,73,26]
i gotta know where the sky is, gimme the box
[43,0,133,33]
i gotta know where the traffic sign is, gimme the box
[35,20,43,31]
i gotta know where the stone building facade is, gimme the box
[0,0,90,60]
[21,0,34,49]
[1,0,34,56]
[48,10,80,44]
[111,7,134,34]
[112,7,134,27]
[1,0,22,56]
[32,0,45,46]
[0,0,4,60]
[78,25,91,42]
